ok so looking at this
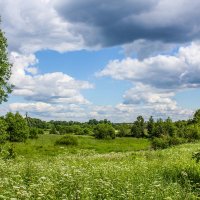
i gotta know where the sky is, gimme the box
[0,0,200,122]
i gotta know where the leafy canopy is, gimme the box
[0,19,13,103]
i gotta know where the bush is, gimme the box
[83,128,93,135]
[55,135,78,146]
[38,129,45,135]
[117,126,130,137]
[152,137,170,149]
[49,126,59,134]
[29,127,39,139]
[94,124,115,139]
[151,136,185,149]
[184,126,200,141]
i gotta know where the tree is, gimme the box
[94,123,115,139]
[193,109,200,124]
[5,112,29,142]
[147,116,155,137]
[0,117,8,143]
[0,19,13,103]
[131,116,145,138]
[49,125,59,134]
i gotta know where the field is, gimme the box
[0,135,199,199]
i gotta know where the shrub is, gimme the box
[49,126,59,134]
[118,126,130,137]
[185,126,200,141]
[83,128,93,135]
[29,127,39,139]
[38,129,45,135]
[94,123,115,139]
[151,137,170,149]
[55,135,78,146]
[152,136,186,149]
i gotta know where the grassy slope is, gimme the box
[12,134,150,158]
[0,135,199,199]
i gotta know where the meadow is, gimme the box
[0,135,199,199]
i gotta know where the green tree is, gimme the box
[0,117,8,143]
[49,126,59,134]
[5,112,29,142]
[153,119,165,138]
[29,127,39,139]
[193,109,200,124]
[131,116,145,138]
[0,19,13,103]
[147,116,155,137]
[165,117,177,137]
[94,123,115,139]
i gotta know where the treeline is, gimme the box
[0,112,44,143]
[0,110,200,149]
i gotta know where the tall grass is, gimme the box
[0,135,199,199]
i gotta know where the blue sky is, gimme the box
[1,0,200,122]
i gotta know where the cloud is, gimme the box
[96,43,200,120]
[123,40,178,59]
[98,43,200,90]
[55,0,200,47]
[9,52,93,105]
[0,0,85,53]
[1,0,200,54]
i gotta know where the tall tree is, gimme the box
[0,19,13,103]
[131,116,145,138]
[147,116,155,137]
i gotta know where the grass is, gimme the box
[0,135,199,199]
[9,134,150,158]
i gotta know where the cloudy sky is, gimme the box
[1,0,200,122]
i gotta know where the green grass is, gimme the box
[9,134,150,158]
[0,135,199,199]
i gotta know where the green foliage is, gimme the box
[29,127,39,139]
[184,126,200,141]
[192,150,200,163]
[117,125,130,137]
[49,126,59,134]
[193,109,200,124]
[0,118,8,144]
[131,116,145,138]
[152,136,186,149]
[27,117,50,129]
[94,123,115,139]
[0,20,13,103]
[38,129,45,135]
[147,116,155,137]
[83,127,93,135]
[55,135,78,146]
[5,112,29,142]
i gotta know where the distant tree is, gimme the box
[165,117,177,137]
[49,126,59,134]
[94,123,115,139]
[118,124,130,137]
[0,118,8,143]
[131,116,145,138]
[0,19,13,103]
[193,109,200,124]
[5,112,29,142]
[152,119,165,138]
[88,119,98,125]
[147,116,155,137]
